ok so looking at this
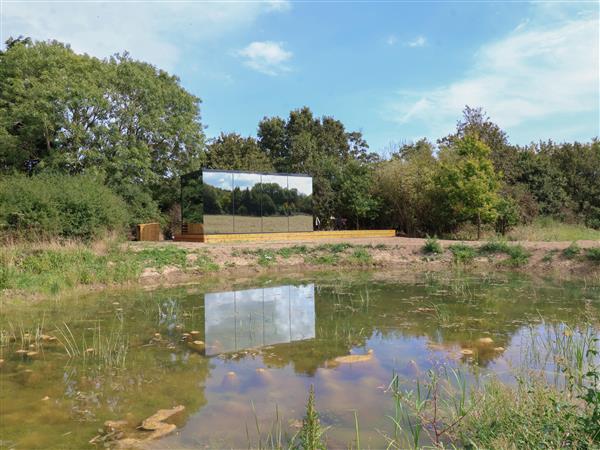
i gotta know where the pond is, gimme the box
[1,271,599,449]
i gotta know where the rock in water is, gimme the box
[187,340,205,352]
[477,337,494,345]
[333,349,374,364]
[460,349,474,356]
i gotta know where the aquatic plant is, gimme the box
[295,385,327,450]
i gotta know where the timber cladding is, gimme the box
[202,229,396,243]
[136,223,161,241]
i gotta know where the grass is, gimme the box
[585,247,600,263]
[478,239,531,267]
[562,241,581,259]
[448,243,477,264]
[0,239,219,295]
[422,236,442,255]
[347,248,373,265]
[507,217,600,242]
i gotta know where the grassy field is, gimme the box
[506,217,600,242]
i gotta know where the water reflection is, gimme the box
[205,284,315,355]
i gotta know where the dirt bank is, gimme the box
[130,236,600,286]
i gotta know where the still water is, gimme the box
[1,271,599,448]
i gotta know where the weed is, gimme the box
[542,249,558,262]
[562,241,581,259]
[295,385,327,450]
[195,252,219,271]
[448,243,477,264]
[348,248,373,265]
[305,254,339,265]
[478,240,510,254]
[585,247,600,263]
[502,245,531,267]
[422,236,442,255]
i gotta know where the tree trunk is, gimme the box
[477,212,481,240]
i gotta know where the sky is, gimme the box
[1,0,598,153]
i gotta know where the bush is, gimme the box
[448,243,477,264]
[585,248,600,263]
[422,236,443,255]
[0,174,129,241]
[562,241,581,259]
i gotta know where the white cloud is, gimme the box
[386,14,599,140]
[386,34,398,46]
[0,1,291,71]
[407,36,426,47]
[237,41,292,76]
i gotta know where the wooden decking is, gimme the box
[174,229,395,243]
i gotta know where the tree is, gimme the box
[206,132,273,172]
[336,160,379,229]
[434,134,501,239]
[374,139,437,235]
[0,38,205,222]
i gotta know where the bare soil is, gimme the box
[130,236,600,286]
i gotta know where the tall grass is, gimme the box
[507,217,600,242]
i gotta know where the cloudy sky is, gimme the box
[1,0,598,152]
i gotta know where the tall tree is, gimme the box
[434,134,501,239]
[0,38,205,220]
[206,132,273,172]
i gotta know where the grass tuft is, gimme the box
[422,236,443,255]
[448,243,477,264]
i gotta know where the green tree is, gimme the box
[336,160,379,229]
[0,38,205,222]
[206,132,273,172]
[374,139,438,235]
[434,134,501,239]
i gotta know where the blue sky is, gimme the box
[2,1,598,153]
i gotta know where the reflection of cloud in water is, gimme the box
[205,284,315,355]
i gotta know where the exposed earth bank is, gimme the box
[134,236,600,285]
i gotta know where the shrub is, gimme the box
[0,174,129,241]
[562,241,581,259]
[503,244,531,267]
[422,236,443,255]
[479,240,510,254]
[585,248,600,263]
[448,243,477,264]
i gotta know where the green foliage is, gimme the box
[348,248,373,265]
[295,385,327,450]
[0,174,129,240]
[502,245,530,267]
[494,196,519,235]
[434,134,501,238]
[422,236,443,255]
[206,133,274,172]
[448,243,477,264]
[585,248,600,263]
[479,240,511,254]
[562,242,581,259]
[507,217,600,241]
[0,38,204,223]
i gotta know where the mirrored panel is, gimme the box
[287,175,313,232]
[203,171,233,234]
[181,170,203,233]
[260,174,289,232]
[204,284,315,355]
[233,173,262,233]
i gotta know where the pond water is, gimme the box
[1,271,599,449]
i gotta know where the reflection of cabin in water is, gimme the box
[177,169,314,241]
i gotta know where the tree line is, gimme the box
[1,38,598,239]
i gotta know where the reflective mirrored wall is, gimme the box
[233,172,262,233]
[260,173,289,233]
[182,170,313,234]
[287,175,313,232]
[181,170,203,232]
[202,170,233,234]
[204,284,315,355]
